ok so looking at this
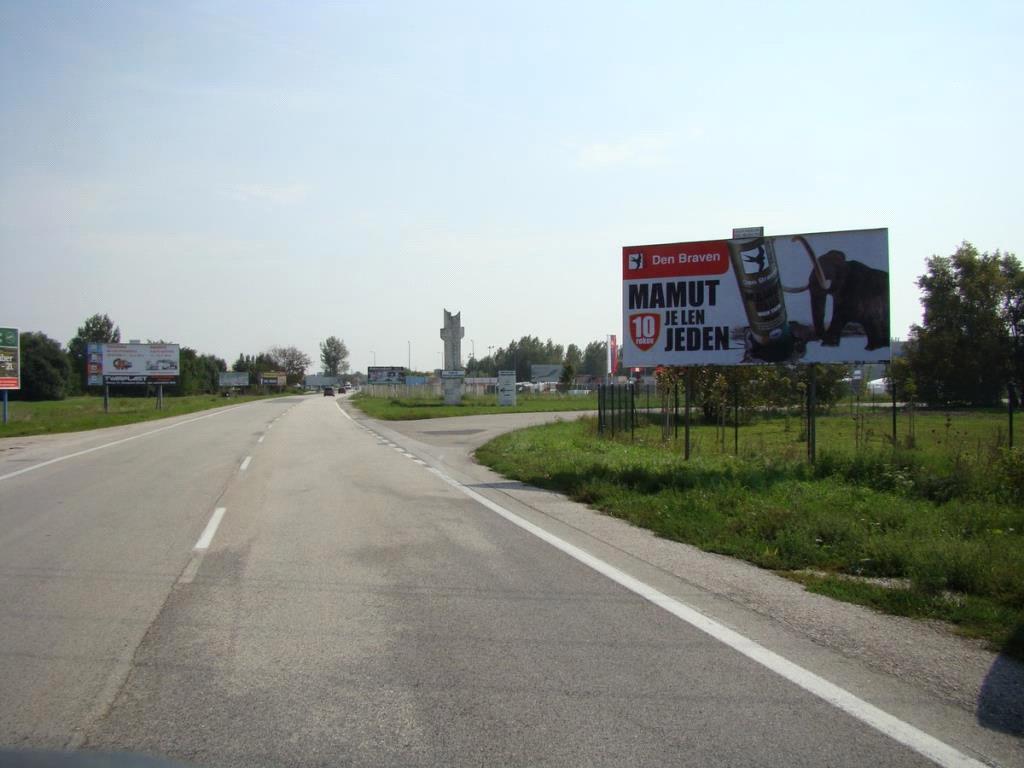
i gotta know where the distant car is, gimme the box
[338,386,348,394]
[323,387,335,396]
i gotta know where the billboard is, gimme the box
[86,342,103,386]
[219,371,250,388]
[368,366,405,384]
[303,374,338,388]
[260,372,287,387]
[99,343,180,385]
[0,327,19,390]
[622,228,890,366]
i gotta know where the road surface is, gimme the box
[0,395,1019,767]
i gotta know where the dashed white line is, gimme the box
[424,465,987,768]
[0,401,267,483]
[240,456,252,471]
[258,435,265,444]
[193,507,226,551]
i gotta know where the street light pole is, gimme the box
[408,341,411,371]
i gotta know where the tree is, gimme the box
[319,336,350,377]
[178,348,227,394]
[19,332,71,400]
[558,362,576,390]
[67,313,120,391]
[268,346,311,385]
[906,242,1020,406]
[581,340,609,378]
[564,344,583,370]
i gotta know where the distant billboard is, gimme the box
[260,372,287,387]
[530,364,562,383]
[98,343,180,385]
[622,228,890,366]
[0,327,19,390]
[219,371,250,388]
[368,366,405,384]
[304,374,339,388]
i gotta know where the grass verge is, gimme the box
[351,391,596,420]
[475,417,1024,659]
[0,393,293,438]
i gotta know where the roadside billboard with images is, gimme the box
[260,372,287,387]
[219,371,250,388]
[622,228,890,366]
[99,343,181,385]
[368,366,406,384]
[0,327,19,390]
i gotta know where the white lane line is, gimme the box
[193,507,227,551]
[0,401,269,483]
[267,423,273,430]
[425,464,986,768]
[240,456,252,471]
[258,435,265,444]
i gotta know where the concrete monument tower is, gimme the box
[440,309,465,370]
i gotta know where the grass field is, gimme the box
[351,391,597,420]
[0,393,293,438]
[475,414,1024,658]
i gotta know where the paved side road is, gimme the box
[0,395,1019,767]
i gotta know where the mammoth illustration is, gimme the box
[784,235,889,350]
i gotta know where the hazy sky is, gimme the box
[2,1,1020,373]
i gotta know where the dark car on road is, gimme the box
[323,387,335,396]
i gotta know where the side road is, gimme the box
[341,402,1024,766]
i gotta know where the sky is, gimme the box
[2,0,1021,374]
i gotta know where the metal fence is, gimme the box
[598,372,1018,463]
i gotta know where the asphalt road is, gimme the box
[0,395,1019,767]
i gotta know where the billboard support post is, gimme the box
[674,381,679,441]
[807,365,817,464]
[891,365,898,444]
[733,380,739,456]
[157,384,164,410]
[2,390,7,425]
[684,369,692,461]
[104,385,110,414]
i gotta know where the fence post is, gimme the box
[890,364,897,445]
[631,383,636,441]
[1009,383,1017,449]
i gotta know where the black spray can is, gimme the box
[727,237,793,362]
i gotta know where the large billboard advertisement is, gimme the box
[368,366,405,384]
[0,328,19,390]
[622,228,890,366]
[219,371,250,388]
[99,343,181,385]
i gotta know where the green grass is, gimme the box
[351,391,597,420]
[0,393,294,437]
[475,417,1024,658]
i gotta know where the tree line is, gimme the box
[466,337,609,383]
[13,313,353,401]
